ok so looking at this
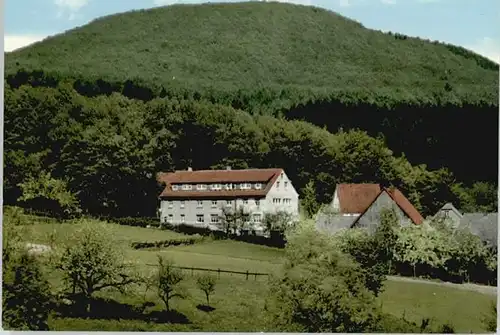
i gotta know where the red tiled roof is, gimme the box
[157,168,282,199]
[337,184,382,213]
[337,183,423,225]
[385,188,424,225]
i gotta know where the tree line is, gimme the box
[4,83,496,218]
[6,69,498,187]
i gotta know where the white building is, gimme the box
[157,167,300,234]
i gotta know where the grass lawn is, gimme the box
[20,222,188,246]
[380,280,495,333]
[15,221,496,332]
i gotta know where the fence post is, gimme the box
[246,270,249,280]
[191,267,194,276]
[254,273,257,281]
[218,268,221,279]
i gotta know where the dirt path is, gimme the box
[387,275,497,296]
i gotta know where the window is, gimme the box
[284,181,288,189]
[182,184,192,190]
[168,201,173,208]
[180,214,185,223]
[255,183,262,189]
[210,214,219,224]
[167,214,173,223]
[240,183,251,190]
[226,200,232,206]
[255,200,260,207]
[273,198,281,204]
[197,200,203,208]
[276,182,280,188]
[197,184,207,191]
[253,214,262,223]
[210,184,222,191]
[180,200,185,209]
[172,184,179,191]
[283,198,291,204]
[224,183,232,190]
[280,173,284,179]
[243,199,248,205]
[211,200,218,208]
[196,215,205,223]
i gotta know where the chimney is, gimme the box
[226,166,231,171]
[187,167,193,172]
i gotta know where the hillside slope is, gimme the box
[5,1,498,106]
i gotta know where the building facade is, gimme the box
[316,183,423,235]
[433,203,463,228]
[157,167,300,233]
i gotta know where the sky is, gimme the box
[3,0,500,63]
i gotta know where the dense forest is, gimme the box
[3,2,498,218]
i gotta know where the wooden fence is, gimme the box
[145,264,270,281]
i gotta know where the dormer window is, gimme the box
[224,183,232,190]
[182,184,192,191]
[240,183,251,190]
[197,184,207,191]
[255,183,262,190]
[211,184,222,190]
[171,184,179,191]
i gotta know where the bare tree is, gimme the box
[156,256,185,312]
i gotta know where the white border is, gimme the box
[0,1,498,335]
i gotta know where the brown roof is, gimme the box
[385,188,424,225]
[336,184,382,213]
[350,186,424,226]
[157,168,282,199]
[336,183,423,225]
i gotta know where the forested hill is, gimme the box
[5,1,498,106]
[3,2,498,218]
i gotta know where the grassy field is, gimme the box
[379,281,494,333]
[15,221,496,332]
[20,221,188,246]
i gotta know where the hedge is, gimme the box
[131,236,205,249]
[111,217,160,228]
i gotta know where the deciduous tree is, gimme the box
[57,221,137,313]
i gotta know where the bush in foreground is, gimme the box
[57,220,138,313]
[3,252,53,331]
[265,223,380,332]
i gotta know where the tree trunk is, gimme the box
[413,264,416,277]
[164,294,170,312]
[206,292,210,306]
[85,296,92,315]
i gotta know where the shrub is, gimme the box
[57,220,138,313]
[330,228,387,296]
[130,236,203,249]
[2,252,53,330]
[482,301,497,332]
[266,224,380,332]
[161,223,212,236]
[196,273,217,306]
[369,313,422,333]
[112,217,160,228]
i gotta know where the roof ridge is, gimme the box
[172,168,282,172]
